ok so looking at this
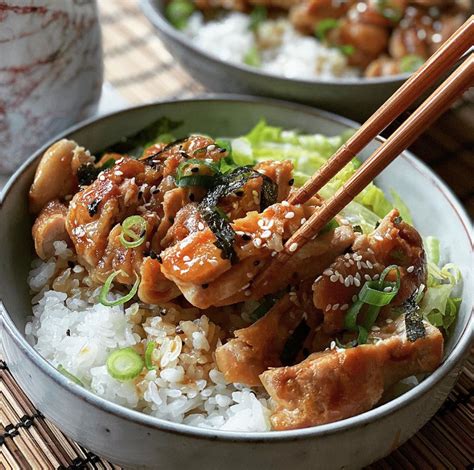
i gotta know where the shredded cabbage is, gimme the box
[418,237,462,333]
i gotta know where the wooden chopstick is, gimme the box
[255,52,473,289]
[289,16,473,206]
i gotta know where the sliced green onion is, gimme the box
[106,347,144,381]
[400,55,424,73]
[425,236,440,265]
[176,174,215,188]
[99,271,140,307]
[249,5,267,31]
[119,215,147,249]
[57,365,84,387]
[145,342,156,370]
[344,265,401,344]
[315,18,340,40]
[338,44,355,57]
[166,0,195,30]
[320,218,339,234]
[243,46,261,67]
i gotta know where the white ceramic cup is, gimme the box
[0,0,103,173]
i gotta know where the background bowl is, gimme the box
[1,97,472,470]
[140,0,411,121]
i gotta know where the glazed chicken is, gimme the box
[29,128,445,431]
[260,316,443,430]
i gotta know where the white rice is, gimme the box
[185,12,359,79]
[25,241,272,431]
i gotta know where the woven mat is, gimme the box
[1,1,473,468]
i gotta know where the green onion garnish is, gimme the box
[321,218,339,234]
[314,18,340,41]
[338,44,355,57]
[99,271,140,307]
[249,5,267,31]
[166,0,195,30]
[119,215,147,249]
[57,364,84,387]
[400,55,425,73]
[145,342,156,370]
[344,264,400,345]
[243,46,262,67]
[176,174,215,188]
[106,347,144,381]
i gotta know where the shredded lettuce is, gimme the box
[418,237,462,333]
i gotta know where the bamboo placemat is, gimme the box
[1,1,473,468]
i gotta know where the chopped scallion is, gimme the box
[145,342,156,371]
[57,364,84,387]
[99,271,140,307]
[314,18,340,41]
[119,215,147,249]
[107,347,144,381]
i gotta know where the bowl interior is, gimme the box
[1,97,472,396]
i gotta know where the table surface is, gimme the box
[0,1,472,469]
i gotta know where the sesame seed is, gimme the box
[364,274,372,281]
[207,144,216,151]
[183,255,191,262]
[326,304,332,312]
[407,266,414,273]
[357,261,362,270]
[330,275,338,283]
[352,295,358,302]
[344,277,351,287]
[271,251,277,257]
[344,253,351,259]
[285,212,295,219]
[383,286,392,292]
[323,269,333,276]
[282,201,289,207]
[340,304,349,311]
[300,218,307,225]
[114,170,123,176]
[253,238,262,248]
[355,273,361,281]
[261,230,272,239]
[367,248,374,254]
[330,341,336,350]
[349,259,354,266]
[246,272,253,278]
[332,304,339,310]
[289,242,298,252]
[354,277,361,287]
[360,261,367,269]
[258,219,265,228]
[241,283,250,290]
[371,325,380,332]
[373,274,380,280]
[315,275,322,283]
[244,290,252,297]
[386,318,393,324]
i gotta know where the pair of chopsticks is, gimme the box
[255,16,473,288]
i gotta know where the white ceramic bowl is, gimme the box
[140,0,412,121]
[0,97,472,469]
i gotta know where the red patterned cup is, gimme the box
[0,0,103,173]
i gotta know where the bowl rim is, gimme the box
[139,0,413,87]
[1,94,473,443]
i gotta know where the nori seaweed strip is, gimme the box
[198,166,277,261]
[200,206,237,263]
[259,174,278,211]
[403,291,426,342]
[105,117,183,157]
[280,320,310,366]
[76,158,118,186]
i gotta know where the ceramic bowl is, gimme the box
[140,0,411,121]
[0,96,472,470]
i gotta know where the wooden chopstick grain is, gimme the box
[255,53,473,289]
[289,16,473,206]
